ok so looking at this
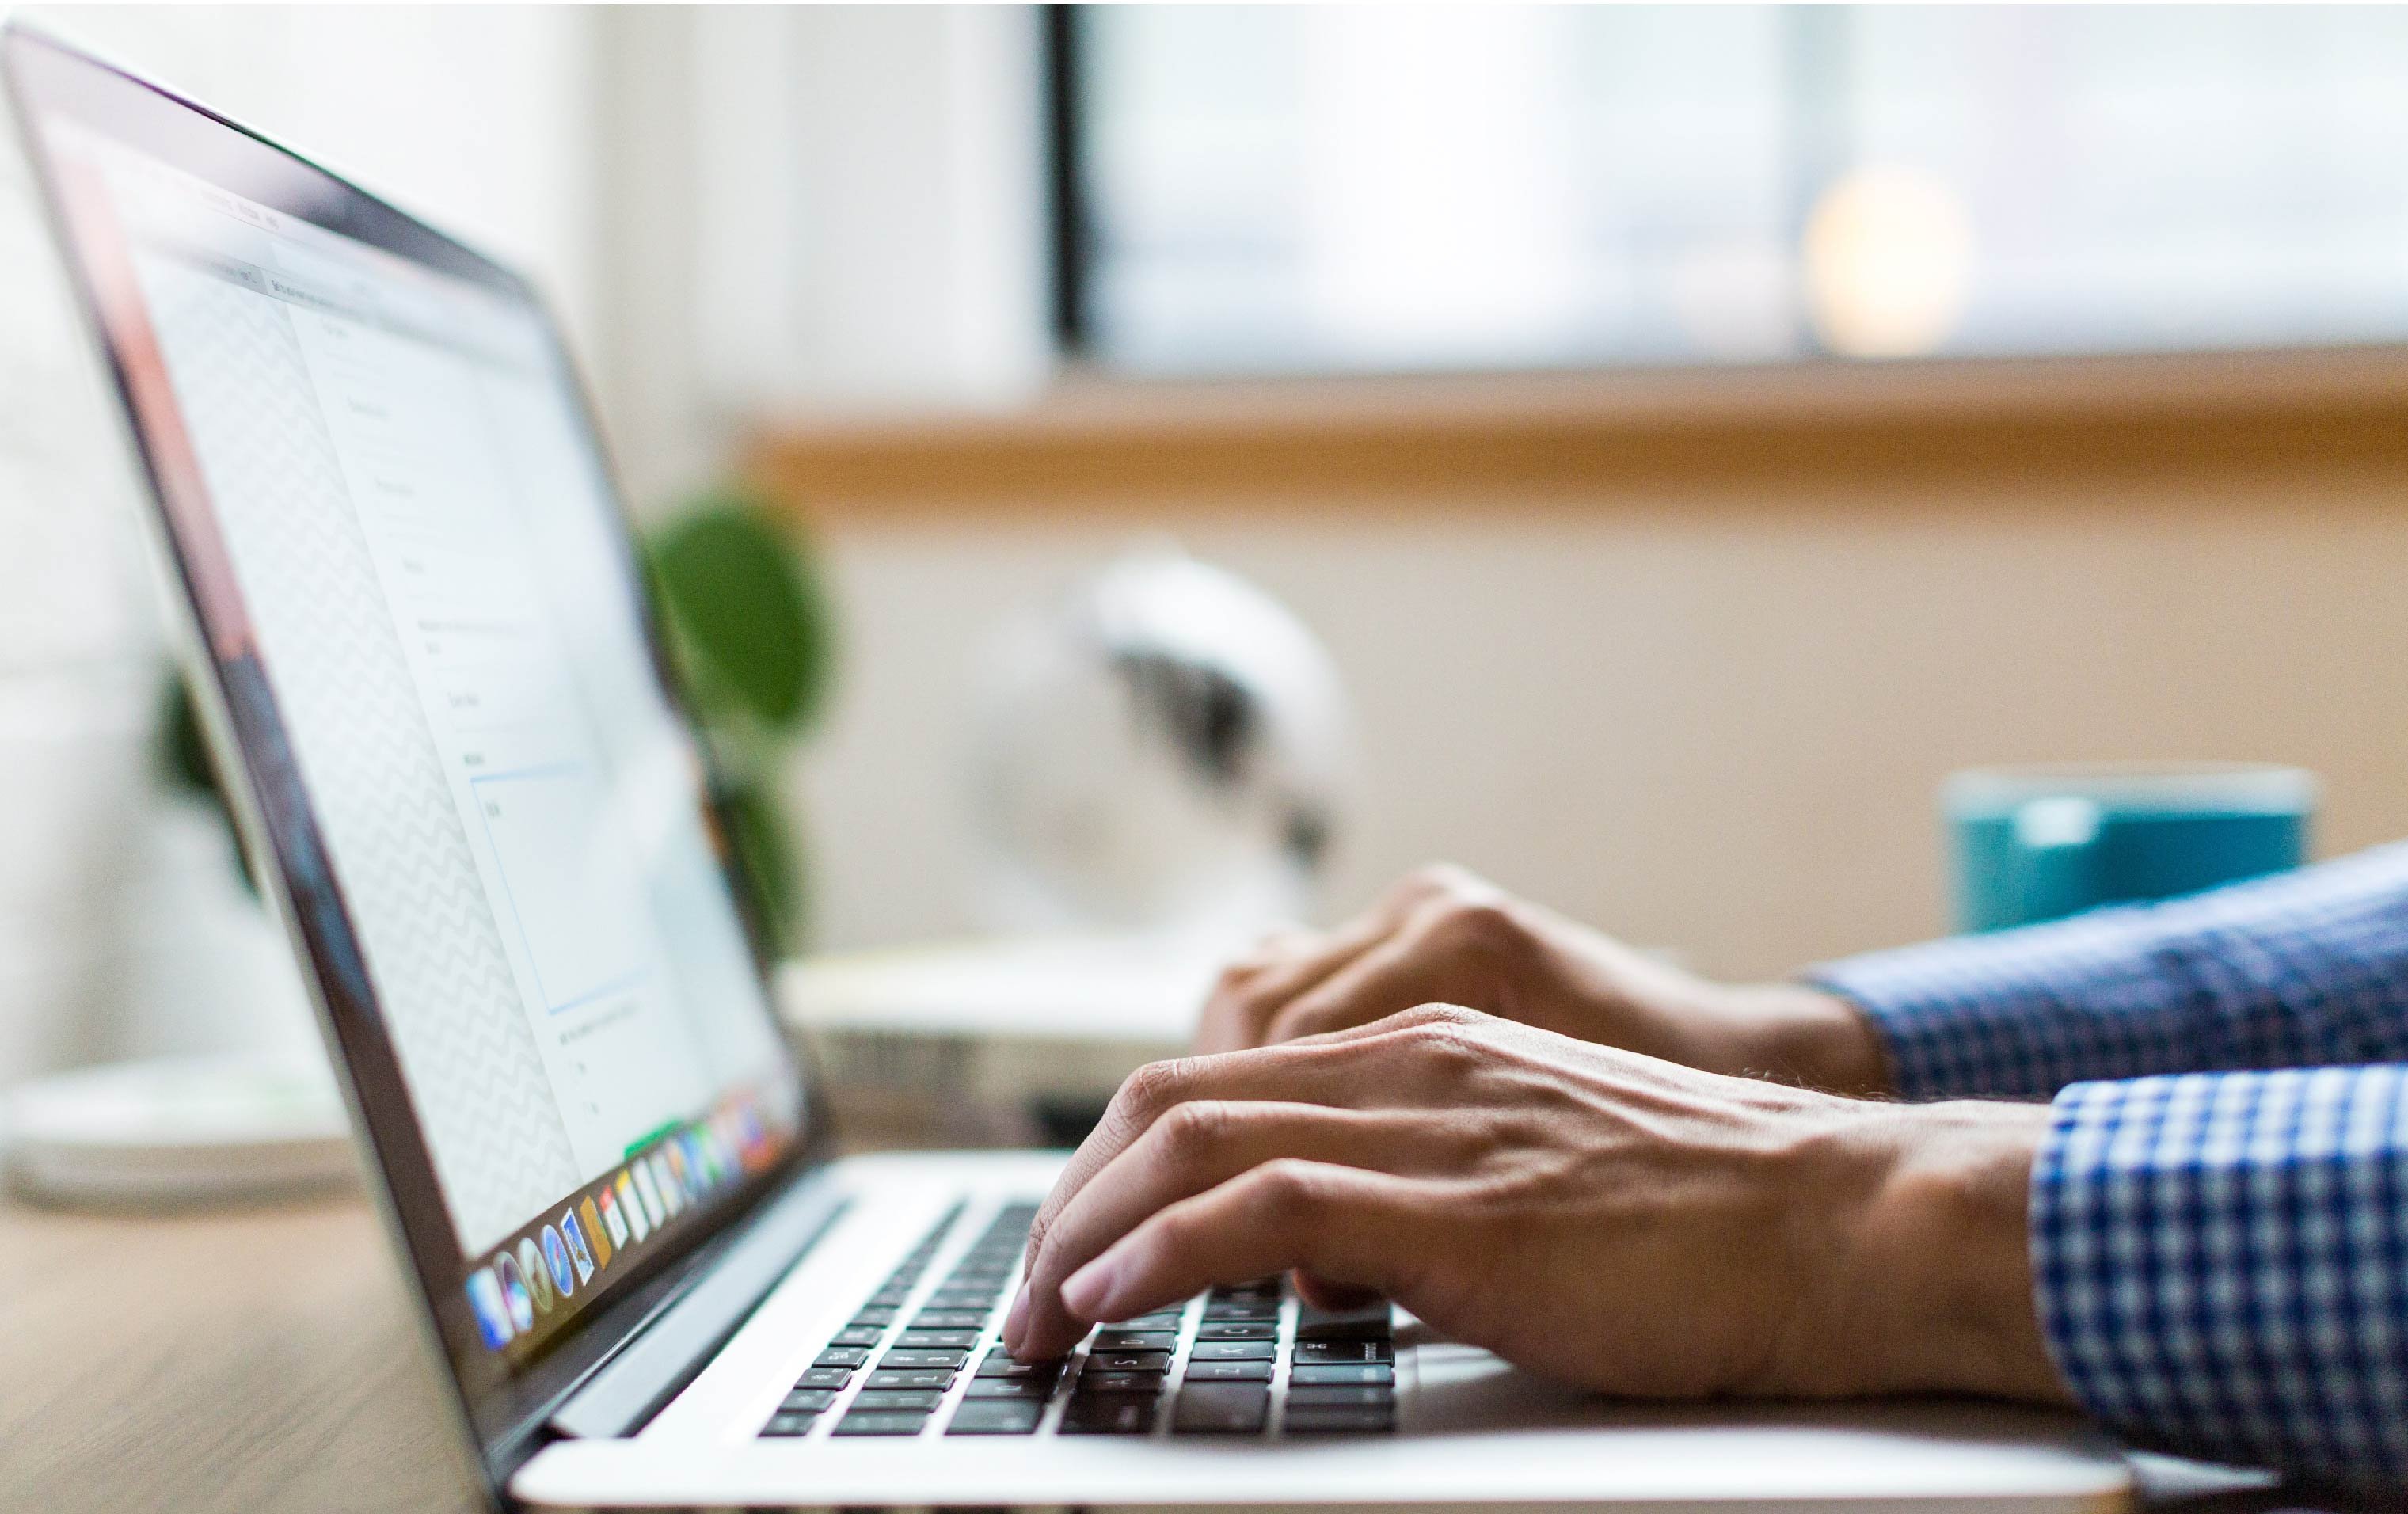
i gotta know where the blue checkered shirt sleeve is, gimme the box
[1809,844,2408,1482]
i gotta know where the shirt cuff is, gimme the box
[1805,905,2201,1101]
[2030,1067,2408,1483]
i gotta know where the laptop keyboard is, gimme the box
[758,1199,1396,1440]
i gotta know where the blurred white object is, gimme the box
[970,549,1352,941]
[780,934,1216,1144]
[2,1049,352,1204]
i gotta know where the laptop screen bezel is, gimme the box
[2,21,838,1482]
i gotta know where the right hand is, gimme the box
[1194,865,1893,1097]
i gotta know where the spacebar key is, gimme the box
[1171,1382,1269,1434]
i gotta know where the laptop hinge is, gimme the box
[546,1172,850,1440]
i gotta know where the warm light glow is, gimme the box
[1801,165,1973,358]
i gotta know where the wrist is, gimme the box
[1714,983,1893,1097]
[1831,1101,2072,1404]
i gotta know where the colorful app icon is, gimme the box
[632,1160,666,1227]
[467,1267,513,1350]
[542,1224,576,1298]
[598,1182,630,1249]
[518,1237,553,1315]
[495,1247,536,1333]
[664,1139,693,1202]
[579,1196,613,1268]
[736,1106,767,1166]
[616,1172,648,1243]
[651,1151,683,1216]
[561,1211,597,1284]
[683,1130,715,1193]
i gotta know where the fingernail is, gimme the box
[1002,1281,1030,1349]
[1061,1254,1117,1320]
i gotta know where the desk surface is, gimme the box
[0,1190,484,1514]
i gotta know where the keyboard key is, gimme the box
[1172,1382,1269,1435]
[1075,1370,1166,1395]
[813,1346,871,1368]
[976,1352,1061,1380]
[1288,1363,1393,1387]
[1193,1321,1278,1342]
[1293,1339,1393,1364]
[911,1310,988,1330]
[1200,1299,1280,1322]
[1284,1405,1395,1434]
[833,1409,931,1436]
[1295,1304,1390,1341]
[1092,1330,1176,1352]
[1117,1310,1187,1331]
[964,1375,1056,1399]
[863,1288,913,1307]
[1209,1279,1283,1300]
[795,1367,854,1389]
[947,1399,1043,1436]
[1189,1341,1275,1361]
[878,1349,971,1369]
[896,1330,981,1350]
[1085,1350,1171,1374]
[853,1389,945,1411]
[1180,1358,1273,1383]
[1059,1397,1156,1435]
[865,1368,957,1390]
[923,1289,1001,1310]
[778,1388,840,1414]
[850,1306,900,1326]
[1285,1384,1394,1408]
[761,1410,819,1436]
[828,1326,885,1348]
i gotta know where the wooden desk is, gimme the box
[0,1190,484,1514]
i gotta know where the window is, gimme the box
[1055,6,2408,375]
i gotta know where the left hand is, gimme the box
[1003,1005,2069,1406]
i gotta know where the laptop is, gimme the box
[4,23,2134,1512]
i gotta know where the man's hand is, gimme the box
[1006,1006,2070,1407]
[1197,865,1891,1096]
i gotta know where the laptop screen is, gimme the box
[6,25,812,1421]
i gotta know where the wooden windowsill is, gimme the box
[742,347,2408,521]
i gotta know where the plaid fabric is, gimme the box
[1812,844,2408,1482]
[2035,1068,2408,1482]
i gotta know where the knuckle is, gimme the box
[1393,1001,1486,1032]
[1155,1098,1235,1160]
[1117,1056,1197,1116]
[1246,1156,1324,1217]
[1406,1019,1493,1071]
[1434,897,1523,952]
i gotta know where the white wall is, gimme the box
[0,6,601,1081]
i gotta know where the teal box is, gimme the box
[1943,763,2314,933]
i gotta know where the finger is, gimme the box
[1058,1160,1425,1330]
[1013,1101,1471,1357]
[1193,866,1479,1055]
[1019,1037,1414,1304]
[1194,910,1397,1055]
[1257,912,1474,1046]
